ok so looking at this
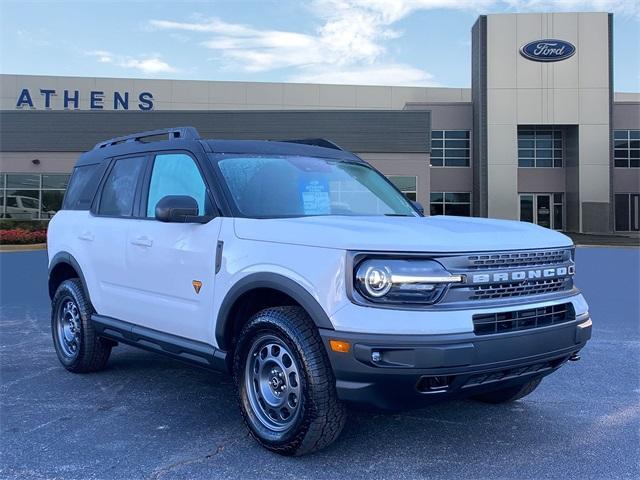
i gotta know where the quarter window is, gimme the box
[430,131,470,167]
[146,154,209,217]
[430,192,471,216]
[518,128,563,168]
[386,175,417,201]
[614,130,640,168]
[98,156,146,217]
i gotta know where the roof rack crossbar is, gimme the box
[93,126,201,150]
[271,138,345,151]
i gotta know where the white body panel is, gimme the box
[233,215,573,252]
[48,211,586,349]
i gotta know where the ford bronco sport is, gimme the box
[48,127,592,455]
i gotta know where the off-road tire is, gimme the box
[233,306,347,456]
[51,278,112,373]
[471,377,542,404]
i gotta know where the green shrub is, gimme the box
[0,220,49,231]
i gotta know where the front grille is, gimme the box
[472,303,575,335]
[466,249,571,270]
[470,277,569,300]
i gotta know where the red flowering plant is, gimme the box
[0,228,47,245]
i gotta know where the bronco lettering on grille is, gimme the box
[470,265,575,284]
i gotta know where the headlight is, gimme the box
[354,258,463,305]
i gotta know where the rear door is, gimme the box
[87,154,148,318]
[123,151,221,342]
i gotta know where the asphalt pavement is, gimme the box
[0,248,639,479]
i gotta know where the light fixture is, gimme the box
[355,258,463,305]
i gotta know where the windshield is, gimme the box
[214,155,417,218]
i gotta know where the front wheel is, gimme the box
[233,306,346,456]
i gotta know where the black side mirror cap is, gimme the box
[155,195,200,223]
[412,201,425,216]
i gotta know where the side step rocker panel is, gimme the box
[91,315,228,372]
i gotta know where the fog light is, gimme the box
[371,351,382,362]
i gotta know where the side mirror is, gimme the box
[155,195,200,223]
[412,201,425,216]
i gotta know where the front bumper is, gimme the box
[320,314,592,410]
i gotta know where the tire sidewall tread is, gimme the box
[233,306,346,456]
[51,278,111,373]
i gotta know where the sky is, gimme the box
[1,0,639,91]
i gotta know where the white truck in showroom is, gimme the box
[47,127,592,455]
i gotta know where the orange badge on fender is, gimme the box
[192,280,202,294]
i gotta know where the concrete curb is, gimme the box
[0,244,47,252]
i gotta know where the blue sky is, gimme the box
[1,0,639,91]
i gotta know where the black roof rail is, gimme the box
[272,138,345,151]
[92,126,200,150]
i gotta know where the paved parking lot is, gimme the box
[1,248,639,479]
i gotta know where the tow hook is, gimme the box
[569,352,581,362]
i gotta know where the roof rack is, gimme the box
[93,126,200,150]
[273,138,345,151]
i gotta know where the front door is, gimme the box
[123,152,220,342]
[615,193,640,231]
[536,194,552,229]
[520,193,562,230]
[633,194,640,231]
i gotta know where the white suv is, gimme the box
[48,127,592,455]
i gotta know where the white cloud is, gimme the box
[148,8,438,85]
[291,63,439,86]
[85,50,176,74]
[147,0,639,85]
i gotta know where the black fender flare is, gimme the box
[215,272,335,350]
[48,251,91,302]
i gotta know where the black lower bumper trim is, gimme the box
[320,316,591,410]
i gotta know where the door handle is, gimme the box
[78,231,94,241]
[131,236,153,247]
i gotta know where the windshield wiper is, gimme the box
[383,214,414,217]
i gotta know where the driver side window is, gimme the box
[146,153,208,217]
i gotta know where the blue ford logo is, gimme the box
[520,39,576,62]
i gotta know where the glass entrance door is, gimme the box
[520,193,563,230]
[536,194,551,228]
[615,193,640,231]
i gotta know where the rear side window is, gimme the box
[98,156,146,217]
[63,164,104,210]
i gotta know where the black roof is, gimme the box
[205,139,363,162]
[74,127,363,167]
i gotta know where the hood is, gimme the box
[233,215,573,253]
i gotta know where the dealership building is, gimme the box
[1,11,638,233]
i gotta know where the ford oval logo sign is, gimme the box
[520,39,576,62]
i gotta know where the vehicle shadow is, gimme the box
[101,345,575,477]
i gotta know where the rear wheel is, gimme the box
[51,279,112,373]
[234,306,346,456]
[471,377,542,404]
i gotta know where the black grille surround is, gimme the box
[472,303,575,335]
